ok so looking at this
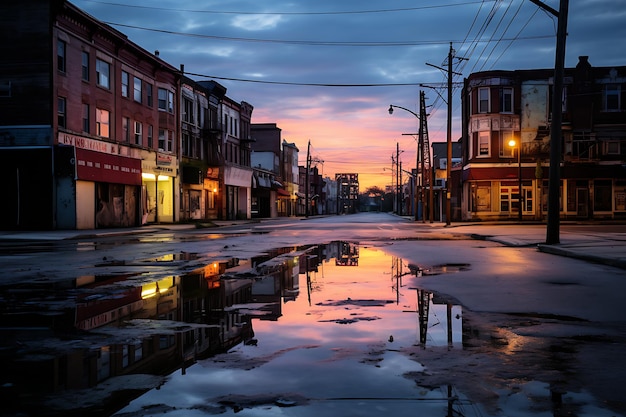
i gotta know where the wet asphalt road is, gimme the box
[1,213,625,416]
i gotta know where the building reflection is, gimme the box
[0,241,467,416]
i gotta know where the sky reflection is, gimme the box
[115,244,464,416]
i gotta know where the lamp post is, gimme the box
[389,104,421,221]
[509,138,522,221]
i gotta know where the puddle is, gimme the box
[408,262,471,276]
[0,242,619,417]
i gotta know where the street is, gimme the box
[1,213,625,416]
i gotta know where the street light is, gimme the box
[509,138,522,221]
[388,104,421,222]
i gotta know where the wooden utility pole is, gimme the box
[418,99,424,222]
[305,140,311,218]
[420,91,434,223]
[396,142,401,215]
[446,42,453,226]
[528,0,569,244]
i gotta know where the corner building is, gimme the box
[461,56,626,221]
[0,0,180,229]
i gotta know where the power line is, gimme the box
[184,71,423,87]
[80,0,496,15]
[102,21,553,47]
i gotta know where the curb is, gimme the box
[537,244,626,270]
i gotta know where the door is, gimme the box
[576,188,589,218]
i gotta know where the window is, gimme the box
[82,103,90,133]
[134,121,142,145]
[594,180,612,211]
[158,88,174,113]
[478,87,489,113]
[57,40,66,73]
[121,71,129,97]
[478,131,490,156]
[147,124,153,148]
[96,108,110,138]
[158,128,166,150]
[158,88,167,110]
[96,59,110,89]
[146,83,153,107]
[606,141,620,155]
[499,131,515,157]
[122,117,130,142]
[81,51,89,81]
[615,181,626,211]
[500,87,513,113]
[182,131,190,156]
[500,185,511,212]
[167,130,174,152]
[605,84,620,111]
[183,97,194,124]
[57,97,66,128]
[134,77,142,103]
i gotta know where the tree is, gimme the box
[358,186,388,212]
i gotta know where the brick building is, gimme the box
[0,0,180,229]
[461,56,626,221]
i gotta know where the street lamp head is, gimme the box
[508,139,517,148]
[388,105,394,115]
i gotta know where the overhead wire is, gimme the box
[79,0,553,145]
[476,0,519,72]
[79,0,496,15]
[488,5,541,70]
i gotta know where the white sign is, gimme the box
[58,132,119,155]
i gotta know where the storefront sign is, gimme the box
[76,148,141,185]
[58,132,119,155]
[157,152,173,165]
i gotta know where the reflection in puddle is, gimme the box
[1,242,614,416]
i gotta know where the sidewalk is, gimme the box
[439,222,626,270]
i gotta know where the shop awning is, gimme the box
[75,148,141,185]
[462,166,533,181]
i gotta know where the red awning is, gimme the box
[75,148,142,185]
[276,188,291,197]
[463,166,534,181]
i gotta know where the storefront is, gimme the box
[58,133,142,229]
[223,165,252,220]
[141,150,177,224]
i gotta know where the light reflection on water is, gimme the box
[115,243,467,416]
[5,241,613,416]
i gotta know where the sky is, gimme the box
[72,0,626,191]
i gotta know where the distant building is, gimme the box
[281,141,300,216]
[336,173,359,214]
[299,165,325,215]
[323,176,338,215]
[250,123,284,218]
[461,56,626,221]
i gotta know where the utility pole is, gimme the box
[529,0,568,244]
[445,42,453,226]
[426,44,465,225]
[396,142,401,215]
[306,140,311,218]
[419,91,434,223]
[418,99,424,222]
